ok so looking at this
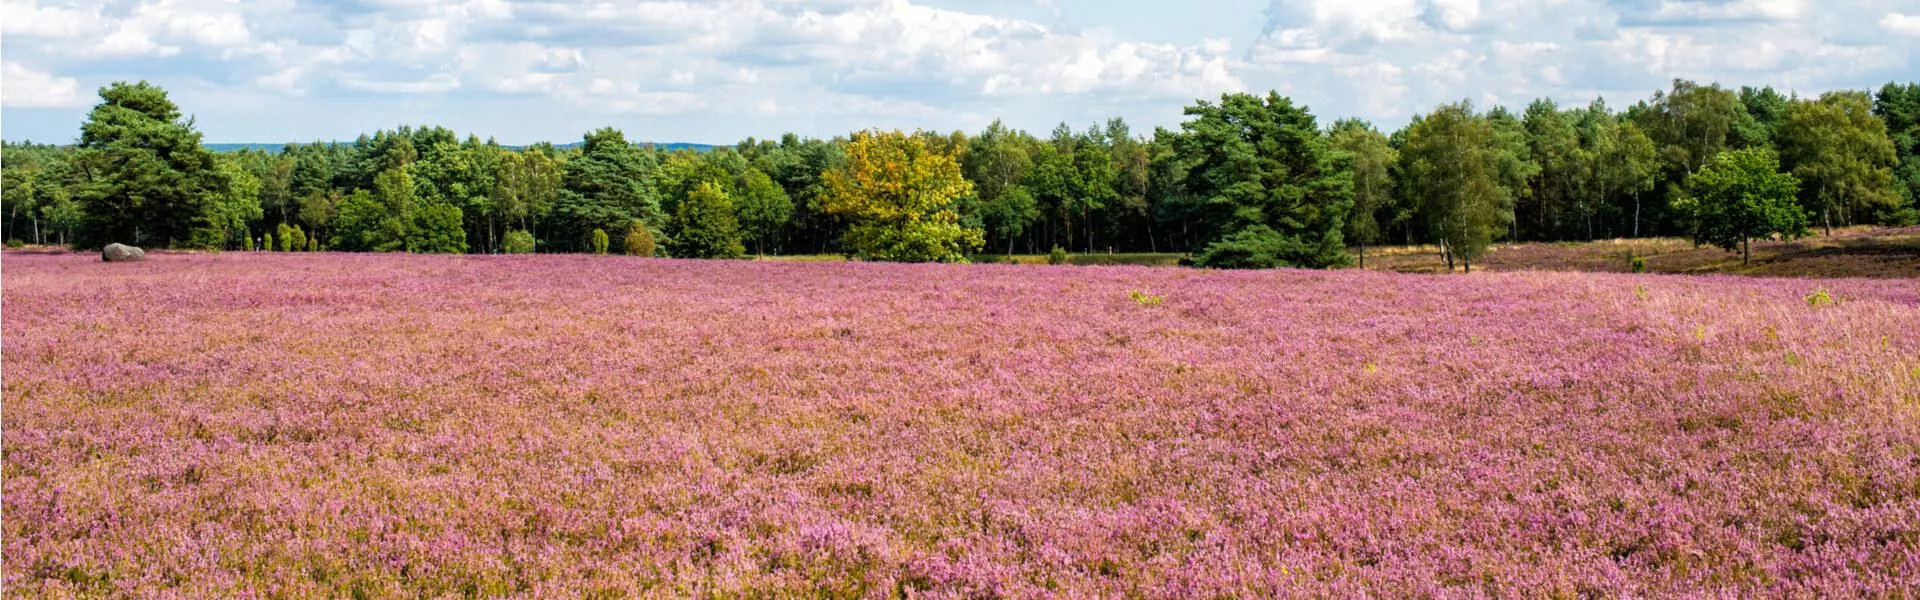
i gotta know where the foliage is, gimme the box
[820,130,983,262]
[1329,120,1395,265]
[590,228,609,255]
[1675,148,1806,264]
[622,220,656,257]
[1047,245,1067,265]
[1630,256,1647,273]
[71,81,227,248]
[1778,91,1901,232]
[501,229,536,254]
[551,128,660,253]
[1194,224,1349,269]
[1171,92,1352,268]
[667,182,745,259]
[1805,287,1835,306]
[734,168,792,255]
[1398,101,1515,272]
[1127,289,1164,306]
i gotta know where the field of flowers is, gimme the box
[4,251,1919,597]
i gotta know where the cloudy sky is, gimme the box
[2,0,1917,145]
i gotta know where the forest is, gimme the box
[4,79,1917,269]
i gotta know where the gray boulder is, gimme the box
[102,243,146,262]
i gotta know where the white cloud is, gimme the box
[1,62,85,108]
[0,0,1911,142]
[1883,13,1920,36]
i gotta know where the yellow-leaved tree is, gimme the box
[820,129,984,262]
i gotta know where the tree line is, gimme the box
[4,79,1916,269]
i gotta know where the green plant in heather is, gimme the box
[5,239,23,248]
[1805,288,1835,306]
[276,223,293,251]
[623,220,656,257]
[667,182,745,259]
[1630,256,1647,273]
[1128,289,1164,306]
[307,236,317,251]
[1675,148,1806,265]
[288,225,307,252]
[501,229,535,254]
[1048,245,1068,265]
[590,228,609,255]
[263,231,274,253]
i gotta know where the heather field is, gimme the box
[5,252,1920,597]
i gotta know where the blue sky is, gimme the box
[3,0,1917,145]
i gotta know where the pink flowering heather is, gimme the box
[4,252,1919,597]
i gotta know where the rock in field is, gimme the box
[102,243,146,262]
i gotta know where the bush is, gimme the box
[308,236,319,251]
[1047,245,1068,265]
[1806,288,1835,307]
[276,223,294,251]
[287,226,307,252]
[263,232,275,253]
[502,230,536,254]
[623,221,656,257]
[1193,226,1303,269]
[6,239,25,248]
[1630,256,1647,273]
[591,229,609,255]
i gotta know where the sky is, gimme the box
[2,0,1917,145]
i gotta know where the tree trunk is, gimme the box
[1632,192,1641,238]
[1357,240,1365,269]
[1742,237,1750,265]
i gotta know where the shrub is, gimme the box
[502,230,536,254]
[1806,288,1835,307]
[1048,245,1068,265]
[1128,289,1164,307]
[1630,256,1647,273]
[263,232,275,253]
[308,236,319,252]
[288,226,307,252]
[6,239,25,248]
[276,223,294,251]
[591,229,609,255]
[1193,226,1299,269]
[624,221,656,257]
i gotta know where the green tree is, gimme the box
[965,120,1039,254]
[1675,148,1806,264]
[191,156,263,250]
[1175,91,1353,269]
[1328,120,1395,267]
[1777,91,1901,233]
[70,81,227,248]
[1521,99,1581,239]
[551,128,660,253]
[734,168,792,255]
[1398,102,1512,273]
[276,222,294,251]
[591,228,609,254]
[1875,82,1920,224]
[819,129,984,262]
[667,181,746,258]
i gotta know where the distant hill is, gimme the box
[204,141,720,153]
